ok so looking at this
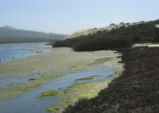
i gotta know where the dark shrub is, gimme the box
[53,36,88,47]
[73,36,131,51]
[153,28,159,42]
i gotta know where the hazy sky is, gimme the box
[0,0,159,34]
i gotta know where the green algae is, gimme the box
[24,46,46,50]
[48,100,70,113]
[0,73,63,101]
[89,57,114,65]
[0,48,123,112]
[75,77,93,81]
[0,49,116,101]
[48,107,54,112]
[75,75,103,82]
[89,75,103,78]
[48,80,111,113]
[36,90,58,98]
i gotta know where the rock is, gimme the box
[28,78,36,81]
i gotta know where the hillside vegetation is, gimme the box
[54,19,159,51]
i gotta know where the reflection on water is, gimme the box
[0,42,51,63]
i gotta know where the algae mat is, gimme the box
[0,47,122,100]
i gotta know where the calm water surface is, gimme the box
[0,42,51,63]
[0,43,122,113]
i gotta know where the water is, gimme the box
[0,44,122,113]
[0,42,51,63]
[0,64,119,113]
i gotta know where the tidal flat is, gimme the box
[0,44,123,113]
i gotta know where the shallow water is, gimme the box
[0,45,123,113]
[0,42,52,88]
[0,42,51,63]
[0,63,121,113]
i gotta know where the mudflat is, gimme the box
[0,47,122,105]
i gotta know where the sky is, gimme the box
[0,0,159,34]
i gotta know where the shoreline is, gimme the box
[0,47,122,108]
[63,46,159,113]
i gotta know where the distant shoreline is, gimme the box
[0,41,52,44]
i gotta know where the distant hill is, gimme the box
[0,26,67,43]
[54,19,159,51]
